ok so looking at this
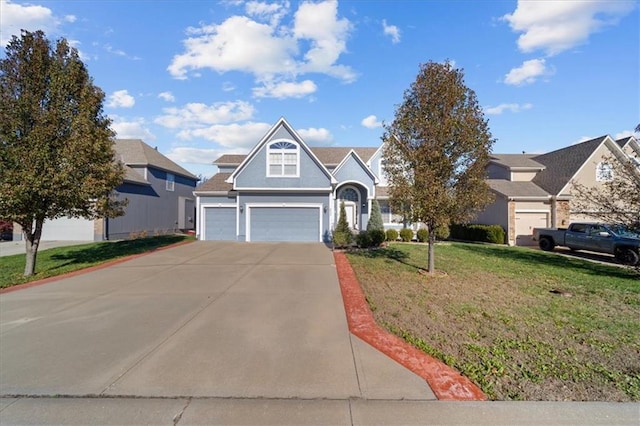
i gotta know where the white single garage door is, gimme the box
[204,207,237,241]
[515,212,549,246]
[41,217,94,241]
[248,206,320,242]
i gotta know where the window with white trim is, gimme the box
[595,162,613,182]
[166,172,175,191]
[267,141,298,177]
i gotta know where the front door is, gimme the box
[343,202,357,230]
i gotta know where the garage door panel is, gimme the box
[250,207,319,242]
[41,217,94,241]
[204,207,236,241]
[515,212,548,246]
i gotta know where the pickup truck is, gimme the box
[532,223,640,265]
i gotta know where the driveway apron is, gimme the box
[0,242,434,400]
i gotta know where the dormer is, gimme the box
[487,154,545,182]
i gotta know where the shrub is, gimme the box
[355,231,372,248]
[399,228,413,242]
[333,201,353,247]
[450,224,505,244]
[416,228,428,242]
[367,200,384,231]
[435,224,450,240]
[332,231,352,248]
[368,229,386,247]
[385,229,398,241]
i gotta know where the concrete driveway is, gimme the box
[2,242,638,425]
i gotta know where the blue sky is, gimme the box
[2,0,638,178]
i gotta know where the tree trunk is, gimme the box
[23,219,43,276]
[427,228,436,274]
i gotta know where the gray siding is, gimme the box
[239,192,331,242]
[108,167,197,239]
[235,143,331,189]
[217,166,236,173]
[368,148,383,179]
[199,196,237,204]
[333,153,375,195]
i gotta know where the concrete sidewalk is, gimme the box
[1,242,638,425]
[1,397,637,425]
[0,240,91,257]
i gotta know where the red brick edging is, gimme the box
[0,239,194,294]
[333,251,486,401]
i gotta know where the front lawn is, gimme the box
[346,242,639,401]
[0,235,193,289]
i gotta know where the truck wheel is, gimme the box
[615,248,639,266]
[539,237,555,251]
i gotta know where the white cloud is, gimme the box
[1,0,58,46]
[64,15,76,23]
[165,147,231,165]
[168,15,298,80]
[155,101,255,129]
[106,90,135,108]
[253,79,317,98]
[382,19,400,44]
[177,122,273,149]
[110,117,155,141]
[168,0,355,98]
[502,0,635,55]
[245,0,289,26]
[484,103,533,115]
[298,127,333,145]
[504,58,551,86]
[222,81,236,92]
[615,130,638,140]
[158,91,176,102]
[361,114,382,129]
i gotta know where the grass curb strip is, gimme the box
[333,250,486,401]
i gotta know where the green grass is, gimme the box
[347,242,640,401]
[0,235,193,289]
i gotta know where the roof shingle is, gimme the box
[114,139,197,180]
[196,173,233,192]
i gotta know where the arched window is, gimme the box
[595,162,613,182]
[338,187,359,202]
[267,141,298,177]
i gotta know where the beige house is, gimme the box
[474,135,640,246]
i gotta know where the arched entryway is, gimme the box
[335,183,368,231]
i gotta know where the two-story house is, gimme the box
[474,135,640,246]
[194,117,402,242]
[14,139,199,241]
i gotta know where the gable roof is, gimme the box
[311,147,378,167]
[225,117,336,185]
[213,155,246,166]
[212,147,380,169]
[531,136,608,195]
[195,173,233,193]
[616,136,633,148]
[114,139,197,180]
[489,154,545,170]
[332,149,380,184]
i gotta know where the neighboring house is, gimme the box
[195,117,405,242]
[474,135,640,246]
[14,139,199,241]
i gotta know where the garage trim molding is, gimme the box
[245,203,323,242]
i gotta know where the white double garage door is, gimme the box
[203,204,322,242]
